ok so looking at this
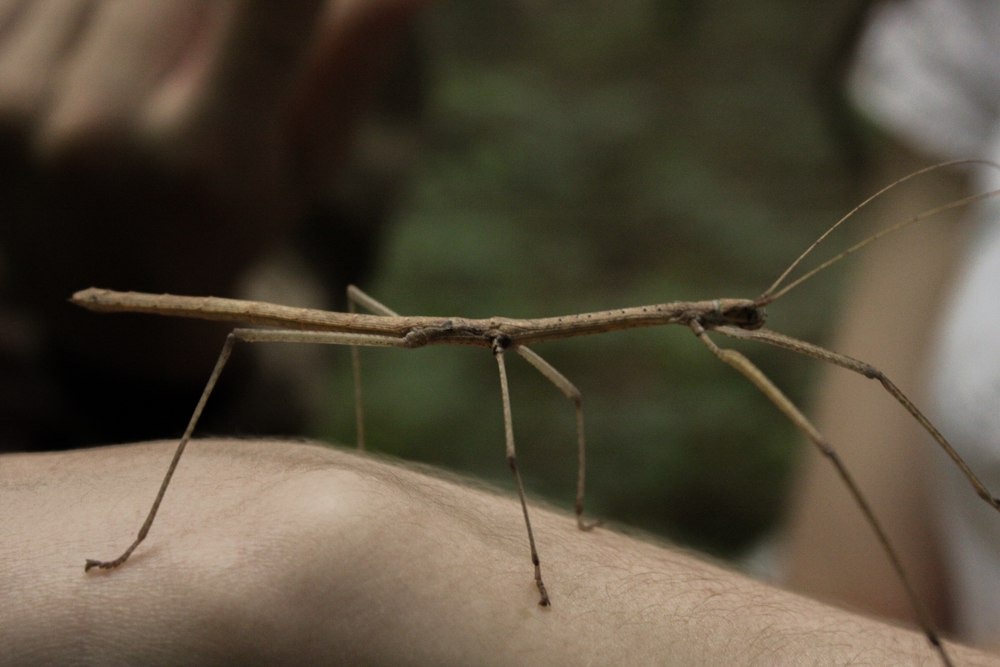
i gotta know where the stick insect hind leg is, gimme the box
[689,321,955,667]
[83,326,412,572]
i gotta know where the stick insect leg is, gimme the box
[494,340,550,607]
[713,325,1000,512]
[690,322,952,667]
[85,327,410,573]
[84,332,238,572]
[347,294,559,606]
[346,285,401,451]
[515,345,600,531]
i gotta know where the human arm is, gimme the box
[3,438,995,665]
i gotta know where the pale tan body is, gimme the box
[72,288,762,347]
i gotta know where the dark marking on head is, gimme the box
[702,299,766,330]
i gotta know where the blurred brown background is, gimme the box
[333,0,878,558]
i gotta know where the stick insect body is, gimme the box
[75,160,1000,667]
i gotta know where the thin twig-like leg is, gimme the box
[348,295,365,451]
[714,325,1000,511]
[84,333,237,571]
[85,327,410,572]
[346,285,402,451]
[689,322,952,667]
[494,340,550,606]
[515,345,600,531]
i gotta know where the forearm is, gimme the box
[2,439,995,665]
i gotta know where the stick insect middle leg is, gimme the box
[514,345,601,531]
[347,288,597,529]
[493,340,550,606]
[347,286,557,604]
[346,285,599,604]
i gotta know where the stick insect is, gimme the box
[74,160,1000,666]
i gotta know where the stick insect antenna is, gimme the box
[757,159,1000,306]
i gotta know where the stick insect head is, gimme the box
[704,298,766,330]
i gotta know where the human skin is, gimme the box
[3,439,997,665]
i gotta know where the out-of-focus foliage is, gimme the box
[320,1,879,558]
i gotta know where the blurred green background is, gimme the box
[317,1,881,560]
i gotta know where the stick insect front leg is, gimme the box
[84,327,412,572]
[689,321,954,667]
[713,324,1000,512]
